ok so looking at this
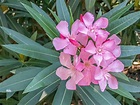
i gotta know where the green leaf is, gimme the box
[49,8,60,23]
[120,45,140,58]
[31,2,56,26]
[68,0,80,13]
[1,27,40,46]
[24,62,60,93]
[84,85,121,105]
[85,0,96,12]
[18,79,60,105]
[103,0,128,18]
[111,72,129,82]
[0,59,20,66]
[77,86,99,105]
[6,92,15,100]
[119,78,140,93]
[22,3,58,40]
[108,85,136,101]
[0,68,42,92]
[56,0,70,24]
[3,44,59,63]
[109,3,133,22]
[107,11,140,35]
[119,56,135,67]
[52,81,73,105]
[102,0,111,9]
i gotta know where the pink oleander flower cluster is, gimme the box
[53,12,124,92]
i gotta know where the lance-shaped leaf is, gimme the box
[0,68,42,92]
[109,3,133,22]
[56,0,70,24]
[18,79,60,105]
[3,44,59,63]
[85,0,96,12]
[1,27,40,46]
[111,72,129,82]
[108,85,136,101]
[77,86,99,105]
[120,45,140,58]
[119,78,140,93]
[0,59,20,66]
[52,81,73,105]
[84,85,121,105]
[103,0,128,18]
[24,62,61,93]
[107,11,140,35]
[119,56,135,67]
[22,3,58,40]
[68,0,80,13]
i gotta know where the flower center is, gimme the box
[104,73,111,80]
[85,61,91,68]
[97,48,102,53]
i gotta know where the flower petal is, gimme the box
[83,12,94,27]
[56,67,71,80]
[88,31,96,41]
[56,21,70,37]
[103,40,115,51]
[109,34,121,45]
[106,60,124,72]
[94,67,103,80]
[53,38,69,50]
[71,19,80,35]
[76,33,88,46]
[59,52,73,68]
[93,17,108,28]
[99,78,107,92]
[66,78,76,90]
[94,54,103,66]
[112,46,121,58]
[80,49,91,61]
[78,70,91,86]
[85,40,96,54]
[64,43,77,55]
[78,22,89,34]
[108,75,118,89]
[103,50,116,61]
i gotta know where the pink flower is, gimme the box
[78,49,98,86]
[94,60,124,92]
[85,35,121,66]
[53,20,80,55]
[78,12,110,42]
[56,52,84,90]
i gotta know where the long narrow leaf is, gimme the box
[52,81,73,105]
[3,44,59,63]
[24,62,60,93]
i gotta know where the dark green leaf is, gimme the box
[52,81,73,105]
[24,62,60,93]
[68,0,80,13]
[107,11,140,35]
[111,72,129,82]
[3,44,59,63]
[56,0,70,24]
[85,0,96,12]
[0,68,42,92]
[18,79,60,105]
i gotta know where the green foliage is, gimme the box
[0,0,140,105]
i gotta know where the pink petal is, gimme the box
[93,17,109,29]
[112,46,121,58]
[53,38,69,50]
[94,67,103,80]
[108,75,118,89]
[103,50,116,61]
[82,12,94,27]
[94,54,103,66]
[106,60,124,72]
[88,31,96,41]
[99,78,107,92]
[76,33,88,46]
[96,30,110,46]
[66,78,76,90]
[78,22,89,34]
[75,62,84,71]
[78,70,91,86]
[74,71,84,84]
[79,49,91,61]
[56,21,70,37]
[85,40,96,54]
[64,43,77,55]
[71,19,80,35]
[59,52,73,68]
[56,67,71,80]
[103,40,115,51]
[109,34,121,45]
